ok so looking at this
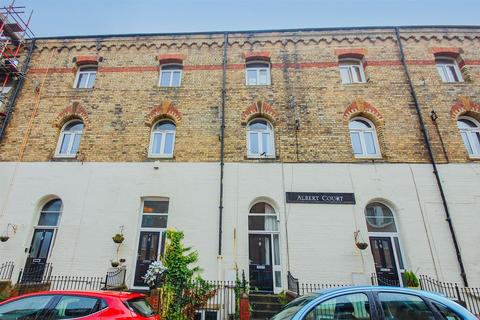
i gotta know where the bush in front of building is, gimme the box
[157,229,214,320]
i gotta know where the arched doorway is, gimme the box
[365,202,405,286]
[248,202,281,293]
[23,199,62,282]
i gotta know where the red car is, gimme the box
[0,290,160,319]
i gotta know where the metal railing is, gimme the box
[370,273,401,287]
[0,261,14,281]
[419,275,480,316]
[299,282,350,295]
[152,280,237,320]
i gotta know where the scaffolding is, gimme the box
[0,0,34,125]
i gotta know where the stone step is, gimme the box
[251,309,279,320]
[249,293,281,304]
[251,300,283,312]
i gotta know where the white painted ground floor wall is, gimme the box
[0,162,478,288]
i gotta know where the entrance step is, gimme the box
[250,293,283,320]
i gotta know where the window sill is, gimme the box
[73,87,95,91]
[157,85,181,89]
[246,155,277,161]
[467,156,480,160]
[341,82,367,86]
[246,84,272,87]
[53,154,77,159]
[353,155,383,160]
[148,155,174,159]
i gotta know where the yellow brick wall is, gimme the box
[0,28,479,163]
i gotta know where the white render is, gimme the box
[0,162,479,288]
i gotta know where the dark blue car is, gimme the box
[272,286,478,320]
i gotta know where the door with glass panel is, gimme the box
[133,199,168,288]
[248,202,282,293]
[23,199,62,282]
[365,202,405,286]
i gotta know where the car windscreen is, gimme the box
[126,297,156,317]
[271,292,321,320]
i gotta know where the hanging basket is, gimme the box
[0,236,9,242]
[111,261,120,268]
[355,242,368,250]
[112,234,124,244]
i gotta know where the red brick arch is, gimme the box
[53,102,90,128]
[343,99,384,125]
[241,100,279,125]
[145,100,182,126]
[450,96,480,120]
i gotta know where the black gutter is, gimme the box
[33,25,480,40]
[394,27,468,287]
[218,32,228,256]
[0,39,36,141]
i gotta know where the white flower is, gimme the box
[143,260,167,286]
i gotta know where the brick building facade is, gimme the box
[0,27,479,292]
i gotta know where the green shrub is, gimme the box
[404,271,419,287]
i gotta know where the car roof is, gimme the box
[303,286,474,318]
[3,290,145,301]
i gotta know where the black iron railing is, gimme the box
[18,263,52,284]
[0,261,14,281]
[419,275,480,316]
[287,271,299,295]
[370,273,401,287]
[104,267,126,290]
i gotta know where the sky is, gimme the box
[14,0,480,38]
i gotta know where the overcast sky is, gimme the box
[17,0,480,37]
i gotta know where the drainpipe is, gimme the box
[394,27,468,287]
[0,39,36,141]
[218,32,228,256]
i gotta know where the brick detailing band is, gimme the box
[145,100,182,126]
[241,100,279,125]
[54,102,90,127]
[343,98,384,125]
[74,55,100,66]
[450,96,480,119]
[27,59,480,75]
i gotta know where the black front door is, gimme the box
[23,229,54,282]
[249,234,273,292]
[134,231,160,287]
[370,237,400,286]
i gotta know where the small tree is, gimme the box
[159,229,213,320]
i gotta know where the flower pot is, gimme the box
[0,236,9,242]
[355,242,368,250]
[112,234,124,244]
[111,261,120,268]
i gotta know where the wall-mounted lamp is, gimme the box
[0,223,18,242]
[430,110,438,122]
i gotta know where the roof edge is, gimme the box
[33,25,480,41]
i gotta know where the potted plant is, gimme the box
[403,270,420,288]
[112,233,124,244]
[0,236,9,242]
[355,242,368,250]
[111,260,120,268]
[354,230,368,250]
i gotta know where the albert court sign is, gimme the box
[286,192,356,205]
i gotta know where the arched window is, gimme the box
[457,116,480,157]
[38,199,62,227]
[55,120,84,158]
[246,61,271,85]
[149,120,176,158]
[365,202,397,233]
[436,57,463,83]
[339,58,365,84]
[247,119,275,158]
[159,64,182,87]
[249,202,278,231]
[349,117,381,158]
[74,66,97,89]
